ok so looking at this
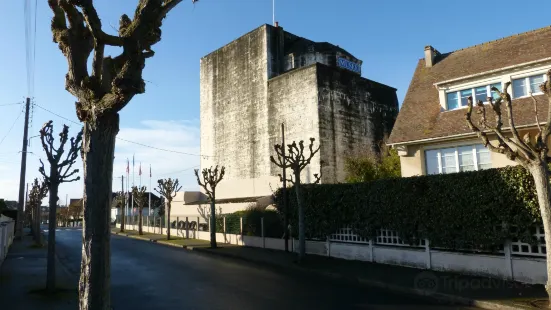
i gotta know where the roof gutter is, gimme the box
[434,57,551,87]
[388,123,542,147]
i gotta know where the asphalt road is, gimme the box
[52,227,472,310]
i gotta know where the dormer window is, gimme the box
[512,74,546,98]
[446,82,502,110]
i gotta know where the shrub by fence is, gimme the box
[223,208,283,238]
[273,165,541,251]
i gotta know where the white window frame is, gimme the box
[437,64,551,111]
[424,144,491,175]
[445,82,501,110]
[511,73,547,99]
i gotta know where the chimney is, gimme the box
[275,21,279,28]
[424,45,440,68]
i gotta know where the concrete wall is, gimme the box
[200,25,272,199]
[201,24,398,195]
[316,64,399,183]
[267,64,322,183]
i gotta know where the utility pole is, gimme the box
[24,183,28,230]
[281,123,289,252]
[16,98,30,240]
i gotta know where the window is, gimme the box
[425,144,492,175]
[512,73,546,98]
[446,82,502,110]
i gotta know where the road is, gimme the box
[52,227,471,310]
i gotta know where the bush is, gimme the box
[345,143,401,183]
[273,165,541,251]
[222,205,284,238]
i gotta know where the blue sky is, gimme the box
[1,0,550,202]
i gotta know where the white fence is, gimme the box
[115,221,547,285]
[0,218,15,265]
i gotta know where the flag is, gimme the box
[126,158,129,174]
[149,164,151,178]
[139,162,142,176]
[132,154,135,169]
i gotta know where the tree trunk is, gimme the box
[166,200,171,240]
[295,171,305,261]
[35,203,42,245]
[120,197,126,233]
[529,163,551,304]
[47,180,59,293]
[138,208,143,235]
[210,194,217,249]
[79,114,118,310]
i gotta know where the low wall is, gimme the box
[115,223,546,285]
[0,219,15,266]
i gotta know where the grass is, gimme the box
[158,238,211,247]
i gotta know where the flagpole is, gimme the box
[132,154,135,220]
[149,164,151,216]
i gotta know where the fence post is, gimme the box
[239,217,243,246]
[326,236,331,257]
[197,216,200,236]
[223,216,226,234]
[425,238,431,269]
[176,216,179,237]
[369,239,374,262]
[186,216,189,239]
[504,239,514,280]
[261,217,265,249]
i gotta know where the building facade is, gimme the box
[388,26,551,177]
[200,24,399,200]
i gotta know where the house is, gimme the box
[388,25,551,176]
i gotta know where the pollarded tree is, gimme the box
[155,178,181,240]
[114,191,126,233]
[47,1,198,308]
[465,71,551,302]
[194,166,225,248]
[28,178,49,245]
[270,138,319,262]
[131,186,147,235]
[38,120,82,293]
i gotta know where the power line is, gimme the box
[0,109,24,148]
[156,165,200,177]
[0,102,23,107]
[32,103,213,158]
[117,138,209,157]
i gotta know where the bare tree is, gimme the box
[28,178,49,245]
[46,1,199,307]
[270,138,320,261]
[131,186,147,235]
[38,120,82,292]
[114,191,126,233]
[465,71,551,300]
[155,178,181,240]
[194,166,225,248]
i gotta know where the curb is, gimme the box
[111,231,530,310]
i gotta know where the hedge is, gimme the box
[222,208,284,238]
[273,165,541,251]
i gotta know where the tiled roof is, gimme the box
[388,25,551,144]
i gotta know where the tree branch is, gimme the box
[540,69,551,144]
[465,96,529,167]
[498,83,536,158]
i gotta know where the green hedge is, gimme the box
[222,208,284,238]
[273,165,541,251]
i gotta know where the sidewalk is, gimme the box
[112,229,548,309]
[0,230,78,310]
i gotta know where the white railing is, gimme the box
[329,226,545,257]
[0,219,15,264]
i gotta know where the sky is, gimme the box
[1,0,550,203]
